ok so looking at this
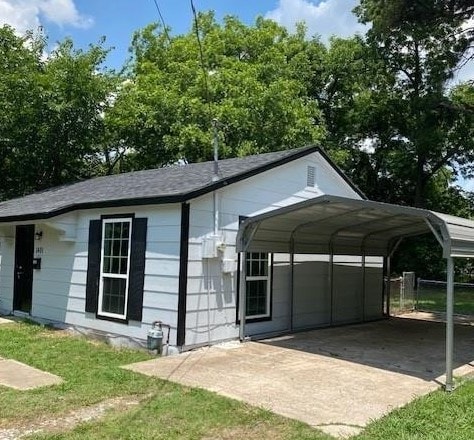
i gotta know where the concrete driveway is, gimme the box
[124,318,474,438]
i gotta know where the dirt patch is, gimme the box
[0,395,146,439]
[38,329,71,339]
[202,423,285,440]
[317,423,363,438]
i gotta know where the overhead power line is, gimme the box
[151,0,171,44]
[190,0,212,122]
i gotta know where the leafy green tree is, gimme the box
[107,13,326,169]
[312,4,474,278]
[315,1,474,208]
[0,26,44,198]
[0,25,115,198]
[33,39,115,190]
[315,36,403,202]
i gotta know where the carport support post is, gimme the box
[239,252,247,342]
[289,237,295,331]
[445,256,454,392]
[329,246,334,325]
[386,256,391,317]
[361,251,366,321]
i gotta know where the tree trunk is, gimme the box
[414,156,425,207]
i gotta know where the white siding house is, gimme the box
[0,146,383,349]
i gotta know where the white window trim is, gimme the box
[245,253,271,320]
[98,218,133,320]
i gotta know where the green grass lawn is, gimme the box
[416,286,474,315]
[389,283,474,315]
[0,321,328,440]
[28,388,327,440]
[0,320,155,425]
[355,378,474,440]
[2,320,474,440]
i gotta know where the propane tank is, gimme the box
[147,321,163,354]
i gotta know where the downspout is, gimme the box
[210,119,219,344]
[206,259,211,344]
[212,119,219,235]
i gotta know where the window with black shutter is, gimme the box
[85,216,147,322]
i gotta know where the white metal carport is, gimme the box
[236,195,474,391]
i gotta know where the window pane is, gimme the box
[259,257,268,276]
[122,222,130,238]
[104,239,112,257]
[100,220,132,318]
[112,239,121,256]
[251,260,259,276]
[121,239,129,257]
[104,223,113,239]
[245,252,269,277]
[246,279,268,317]
[119,257,128,274]
[103,257,111,273]
[113,222,122,238]
[101,277,126,315]
[102,221,131,275]
[111,257,120,273]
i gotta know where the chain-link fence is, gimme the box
[416,279,474,315]
[389,272,416,314]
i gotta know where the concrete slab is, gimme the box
[0,359,62,390]
[124,319,474,438]
[0,317,13,325]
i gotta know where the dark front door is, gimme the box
[13,225,35,313]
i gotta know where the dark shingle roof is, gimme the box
[0,145,364,222]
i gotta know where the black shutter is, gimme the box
[85,219,102,313]
[127,217,147,321]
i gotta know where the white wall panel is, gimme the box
[364,265,384,320]
[0,240,15,312]
[185,151,363,345]
[292,255,331,329]
[7,204,184,345]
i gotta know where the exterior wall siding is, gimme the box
[0,226,15,313]
[184,151,367,346]
[0,204,182,346]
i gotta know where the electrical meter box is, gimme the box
[202,235,222,259]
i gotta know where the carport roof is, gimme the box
[237,195,474,258]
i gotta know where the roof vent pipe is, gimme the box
[212,118,219,182]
